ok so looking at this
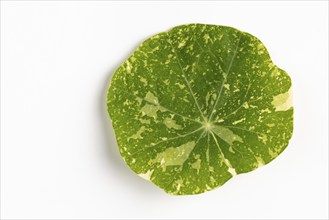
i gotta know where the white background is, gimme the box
[1,1,328,219]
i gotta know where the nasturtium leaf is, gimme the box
[107,24,293,195]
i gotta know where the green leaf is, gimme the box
[107,24,293,195]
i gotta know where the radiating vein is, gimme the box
[216,83,251,121]
[118,89,202,124]
[208,33,242,122]
[130,127,204,156]
[107,24,294,195]
[194,38,224,73]
[209,130,235,170]
[219,125,275,138]
[164,130,206,190]
[212,129,244,157]
[194,39,228,112]
[215,82,291,122]
[166,31,207,122]
[217,102,246,122]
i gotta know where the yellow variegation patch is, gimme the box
[107,24,293,195]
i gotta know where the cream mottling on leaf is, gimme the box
[138,169,154,181]
[140,104,159,119]
[140,77,148,86]
[255,156,265,167]
[128,126,146,141]
[228,167,237,176]
[149,141,196,172]
[107,24,293,195]
[258,133,268,144]
[269,148,279,158]
[212,125,243,145]
[191,154,202,174]
[175,82,186,89]
[144,91,159,104]
[271,87,293,111]
[232,118,246,125]
[139,118,151,124]
[163,117,183,130]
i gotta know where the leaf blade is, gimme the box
[107,24,293,195]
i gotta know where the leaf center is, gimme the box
[202,121,213,132]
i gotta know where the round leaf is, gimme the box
[107,24,293,195]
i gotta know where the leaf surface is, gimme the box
[107,24,293,195]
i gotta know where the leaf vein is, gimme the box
[166,31,207,122]
[130,127,204,156]
[118,89,202,124]
[208,33,243,121]
[164,130,206,191]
